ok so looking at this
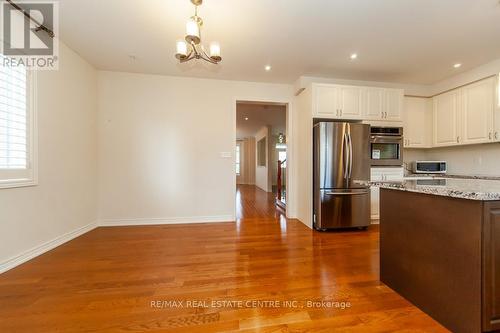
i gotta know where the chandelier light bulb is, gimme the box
[209,42,221,61]
[175,40,188,59]
[185,19,200,44]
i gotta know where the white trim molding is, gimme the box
[99,215,235,227]
[0,221,97,274]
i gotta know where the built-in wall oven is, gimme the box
[370,127,404,166]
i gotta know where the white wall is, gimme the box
[295,88,314,228]
[0,42,98,271]
[97,72,294,225]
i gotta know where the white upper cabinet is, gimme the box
[431,76,498,148]
[461,77,495,145]
[311,83,403,122]
[433,90,461,147]
[362,87,384,120]
[384,89,404,121]
[338,86,362,119]
[313,84,338,117]
[403,97,432,148]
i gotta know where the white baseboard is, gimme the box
[371,216,380,225]
[0,221,98,274]
[99,215,235,227]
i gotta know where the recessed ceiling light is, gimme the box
[350,53,358,60]
[265,65,272,71]
[244,117,249,121]
[454,63,462,68]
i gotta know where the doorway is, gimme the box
[234,101,290,221]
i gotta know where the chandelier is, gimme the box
[175,0,222,64]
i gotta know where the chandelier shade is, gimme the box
[175,0,222,64]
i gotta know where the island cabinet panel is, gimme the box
[483,203,500,331]
[380,189,483,333]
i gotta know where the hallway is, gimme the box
[236,185,284,221]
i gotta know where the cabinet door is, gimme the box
[482,203,500,332]
[433,90,460,147]
[385,89,404,121]
[404,97,432,148]
[313,84,339,117]
[362,88,384,120]
[495,76,500,142]
[338,86,362,119]
[462,77,495,145]
[370,169,384,220]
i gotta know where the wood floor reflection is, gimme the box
[0,185,448,332]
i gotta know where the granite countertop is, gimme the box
[366,177,500,201]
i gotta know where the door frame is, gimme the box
[232,97,296,220]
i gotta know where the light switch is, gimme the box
[220,152,232,158]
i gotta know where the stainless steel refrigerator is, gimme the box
[313,122,371,230]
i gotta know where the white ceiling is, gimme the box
[58,0,500,84]
[236,103,286,139]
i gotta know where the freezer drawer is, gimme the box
[314,189,370,230]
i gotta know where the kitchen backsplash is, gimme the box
[404,144,500,177]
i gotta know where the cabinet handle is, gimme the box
[496,132,499,140]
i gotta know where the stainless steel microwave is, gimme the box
[370,127,404,166]
[412,161,447,174]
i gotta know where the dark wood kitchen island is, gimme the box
[378,178,500,333]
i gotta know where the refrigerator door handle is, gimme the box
[343,132,349,180]
[325,191,369,196]
[348,131,353,179]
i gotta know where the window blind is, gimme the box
[0,59,28,170]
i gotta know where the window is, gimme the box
[0,57,36,188]
[278,151,287,168]
[235,143,241,175]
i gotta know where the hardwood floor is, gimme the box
[0,185,448,332]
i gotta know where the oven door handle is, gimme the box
[371,135,403,139]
